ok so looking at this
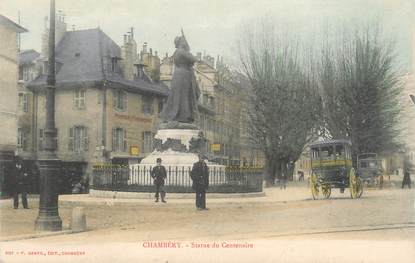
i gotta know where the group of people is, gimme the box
[150,154,209,210]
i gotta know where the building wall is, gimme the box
[0,25,19,153]
[106,88,162,161]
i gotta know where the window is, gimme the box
[74,89,86,109]
[111,57,119,72]
[142,131,154,153]
[113,90,127,111]
[18,93,28,112]
[23,66,30,81]
[17,128,27,150]
[142,96,154,115]
[68,126,89,152]
[158,100,163,114]
[112,128,127,152]
[321,146,334,159]
[335,145,344,158]
[38,129,44,151]
[311,148,320,159]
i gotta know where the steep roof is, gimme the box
[0,14,27,33]
[19,49,40,65]
[28,28,168,96]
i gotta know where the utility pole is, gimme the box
[35,0,62,231]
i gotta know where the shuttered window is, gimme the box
[112,127,127,152]
[74,89,86,109]
[68,126,89,152]
[113,90,127,111]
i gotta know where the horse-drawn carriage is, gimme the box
[356,153,383,186]
[309,139,363,199]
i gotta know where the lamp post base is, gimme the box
[35,215,62,231]
[34,158,62,231]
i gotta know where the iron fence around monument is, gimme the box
[91,165,263,193]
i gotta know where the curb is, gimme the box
[0,229,88,242]
[76,190,265,201]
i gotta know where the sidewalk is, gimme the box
[1,182,411,241]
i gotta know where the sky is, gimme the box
[0,0,414,70]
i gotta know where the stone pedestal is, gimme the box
[70,207,87,232]
[130,128,226,188]
[140,129,203,165]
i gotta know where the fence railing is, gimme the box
[91,165,263,193]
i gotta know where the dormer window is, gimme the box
[111,56,122,73]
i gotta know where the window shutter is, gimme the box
[123,91,127,111]
[39,129,44,151]
[113,91,117,108]
[123,129,127,152]
[83,127,89,151]
[112,128,116,151]
[80,90,85,108]
[23,94,28,112]
[68,127,74,151]
[22,130,27,151]
[74,89,78,108]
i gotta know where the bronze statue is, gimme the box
[161,31,200,125]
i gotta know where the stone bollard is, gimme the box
[70,207,87,232]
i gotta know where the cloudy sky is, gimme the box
[0,0,414,70]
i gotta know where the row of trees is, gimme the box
[240,23,404,185]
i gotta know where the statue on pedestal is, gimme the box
[160,30,200,128]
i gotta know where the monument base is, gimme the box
[141,129,202,165]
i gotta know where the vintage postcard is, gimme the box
[0,0,414,262]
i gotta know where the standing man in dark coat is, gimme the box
[11,158,29,209]
[402,168,411,189]
[191,154,209,210]
[151,158,167,203]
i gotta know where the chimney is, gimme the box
[55,10,67,44]
[150,48,153,55]
[123,34,127,45]
[143,42,148,53]
[130,27,134,39]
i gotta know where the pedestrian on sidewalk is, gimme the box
[191,154,209,210]
[402,169,411,189]
[151,158,167,203]
[280,174,287,190]
[11,157,29,209]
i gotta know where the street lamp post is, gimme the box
[34,0,62,231]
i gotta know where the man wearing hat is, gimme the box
[151,158,167,203]
[191,154,209,210]
[10,157,29,209]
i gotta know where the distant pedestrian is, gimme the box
[11,158,29,209]
[402,169,411,189]
[280,174,287,190]
[298,171,304,181]
[378,174,384,190]
[191,154,209,210]
[151,158,167,203]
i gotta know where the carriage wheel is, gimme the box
[310,173,319,200]
[349,168,359,199]
[321,184,331,199]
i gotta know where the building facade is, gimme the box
[19,15,168,186]
[0,14,27,196]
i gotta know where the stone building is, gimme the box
[21,15,168,183]
[0,14,27,196]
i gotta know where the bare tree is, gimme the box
[320,24,404,158]
[239,22,322,185]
